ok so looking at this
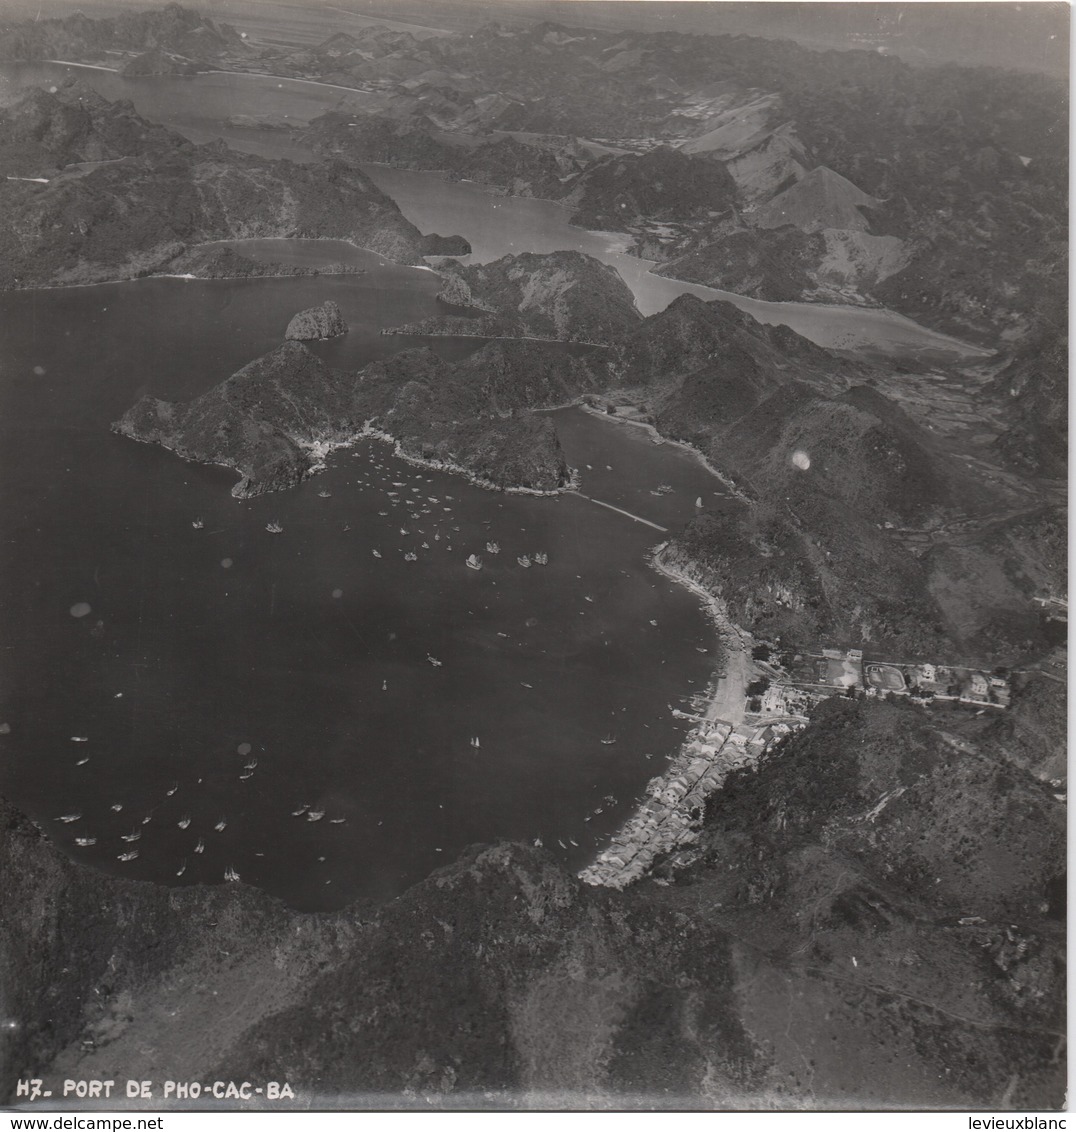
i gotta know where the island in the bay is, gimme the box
[0,1,1065,1113]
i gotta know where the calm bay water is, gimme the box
[0,61,985,910]
[0,260,726,910]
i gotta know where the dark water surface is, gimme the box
[0,264,727,910]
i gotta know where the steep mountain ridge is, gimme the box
[602,294,1056,658]
[113,337,602,496]
[0,2,249,64]
[406,251,643,344]
[0,82,463,286]
[750,165,880,233]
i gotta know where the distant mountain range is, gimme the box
[0,79,468,285]
[0,6,1065,342]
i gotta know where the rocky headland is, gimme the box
[285,300,348,341]
[112,337,605,497]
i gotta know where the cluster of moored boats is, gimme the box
[466,549,548,571]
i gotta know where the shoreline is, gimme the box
[1,236,423,293]
[579,546,757,889]
[113,418,581,501]
[576,402,751,503]
[304,424,581,499]
[383,328,613,349]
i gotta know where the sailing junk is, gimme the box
[466,553,483,571]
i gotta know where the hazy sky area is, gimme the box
[2,0,1068,76]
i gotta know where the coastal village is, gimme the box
[580,564,1017,890]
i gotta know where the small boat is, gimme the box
[118,850,139,862]
[695,497,703,507]
[533,836,543,847]
[329,817,346,824]
[177,816,191,829]
[214,818,227,832]
[584,595,593,603]
[307,810,325,822]
[486,541,500,554]
[291,805,309,816]
[75,837,96,847]
[520,682,532,689]
[265,521,284,533]
[399,527,409,536]
[427,655,443,667]
[466,553,483,571]
[372,549,382,558]
[56,813,81,823]
[110,803,123,812]
[378,510,389,516]
[176,862,186,877]
[317,490,332,498]
[470,736,481,748]
[657,484,673,493]
[71,736,88,743]
[224,866,241,883]
[649,619,658,627]
[244,757,258,770]
[192,518,204,529]
[142,815,152,824]
[517,555,532,568]
[166,782,178,796]
[381,680,388,691]
[194,838,205,854]
[600,734,616,746]
[239,771,253,780]
[121,830,141,842]
[558,839,567,849]
[534,552,548,565]
[403,551,417,561]
[76,757,89,766]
